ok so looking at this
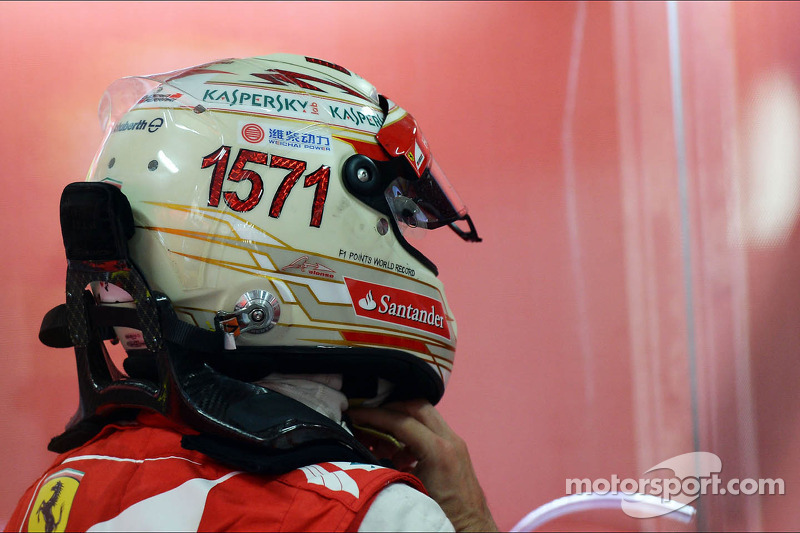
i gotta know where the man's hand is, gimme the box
[348,400,498,533]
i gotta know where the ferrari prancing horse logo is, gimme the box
[27,469,83,533]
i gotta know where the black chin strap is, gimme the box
[39,295,223,355]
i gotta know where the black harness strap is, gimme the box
[39,295,224,354]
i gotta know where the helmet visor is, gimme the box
[384,158,467,230]
[376,105,473,235]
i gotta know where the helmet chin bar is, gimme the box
[48,182,379,473]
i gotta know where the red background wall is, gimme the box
[2,2,799,530]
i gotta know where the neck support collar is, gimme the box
[42,181,379,473]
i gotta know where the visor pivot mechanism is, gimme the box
[343,154,383,195]
[215,289,281,350]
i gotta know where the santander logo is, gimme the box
[358,290,378,311]
[344,277,450,339]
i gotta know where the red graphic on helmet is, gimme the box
[344,277,450,340]
[281,256,335,279]
[376,113,431,178]
[251,69,370,102]
[304,56,351,75]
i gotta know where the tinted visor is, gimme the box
[376,104,480,241]
[385,158,466,230]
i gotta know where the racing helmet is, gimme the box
[75,53,480,407]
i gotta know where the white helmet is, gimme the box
[81,54,480,405]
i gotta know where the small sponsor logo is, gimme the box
[300,462,385,499]
[344,277,450,339]
[122,330,146,349]
[282,256,335,279]
[413,141,425,170]
[113,117,163,133]
[137,92,182,104]
[241,123,265,144]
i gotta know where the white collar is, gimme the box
[254,373,394,429]
[256,373,349,426]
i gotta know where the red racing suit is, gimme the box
[5,412,427,532]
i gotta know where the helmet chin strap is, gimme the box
[46,181,379,474]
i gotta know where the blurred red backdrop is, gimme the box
[1,2,799,530]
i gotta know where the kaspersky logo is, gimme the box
[344,277,450,339]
